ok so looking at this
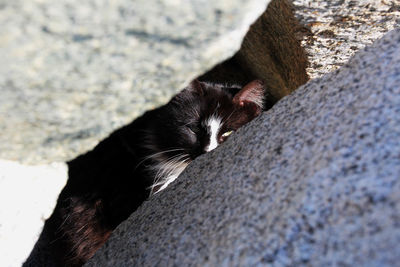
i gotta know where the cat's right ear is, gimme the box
[233,80,265,109]
[188,79,204,96]
[232,80,265,118]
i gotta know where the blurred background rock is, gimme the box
[0,0,269,163]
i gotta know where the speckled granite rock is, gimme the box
[293,0,400,79]
[87,29,400,266]
[0,0,269,164]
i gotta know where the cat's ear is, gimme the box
[188,79,205,96]
[233,80,265,112]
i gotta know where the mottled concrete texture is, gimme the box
[87,29,400,266]
[0,0,269,163]
[293,0,400,79]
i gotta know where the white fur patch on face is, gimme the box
[205,116,222,152]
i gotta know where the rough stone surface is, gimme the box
[0,0,269,164]
[87,29,400,266]
[293,0,400,79]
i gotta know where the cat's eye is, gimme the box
[185,123,198,134]
[221,130,233,138]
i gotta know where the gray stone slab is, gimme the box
[0,0,269,163]
[87,29,400,266]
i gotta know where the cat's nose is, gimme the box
[204,135,219,152]
[204,142,218,153]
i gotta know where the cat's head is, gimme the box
[148,79,264,192]
[154,79,264,158]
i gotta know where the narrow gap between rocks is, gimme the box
[199,0,309,111]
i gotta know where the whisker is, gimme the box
[150,153,185,192]
[154,153,187,180]
[223,109,236,123]
[149,153,190,195]
[135,148,185,169]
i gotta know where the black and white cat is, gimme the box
[145,79,264,193]
[24,79,265,267]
